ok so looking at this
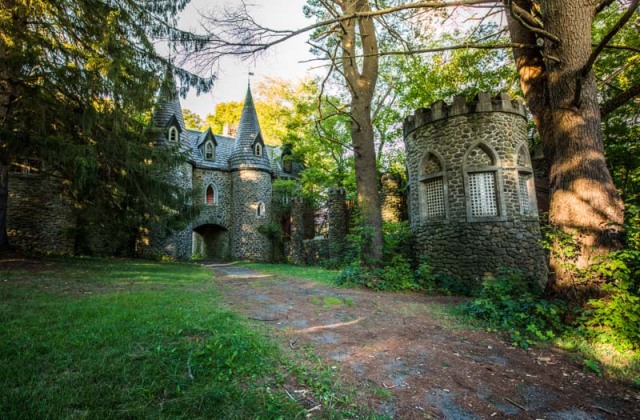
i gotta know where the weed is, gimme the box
[461,269,567,348]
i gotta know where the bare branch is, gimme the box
[298,42,539,62]
[600,43,640,55]
[595,0,616,14]
[507,0,560,44]
[194,0,499,62]
[600,82,640,117]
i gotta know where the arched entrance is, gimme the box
[192,224,230,261]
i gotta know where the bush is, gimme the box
[335,255,422,292]
[461,270,567,347]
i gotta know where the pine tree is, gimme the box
[0,0,213,252]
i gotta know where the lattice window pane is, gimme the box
[469,172,498,217]
[424,177,445,218]
[519,173,531,214]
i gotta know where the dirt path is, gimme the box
[210,264,639,419]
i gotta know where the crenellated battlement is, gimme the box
[403,92,526,137]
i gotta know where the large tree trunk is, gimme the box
[339,0,384,264]
[506,0,624,301]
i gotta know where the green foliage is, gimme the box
[461,270,567,348]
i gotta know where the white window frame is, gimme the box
[463,142,506,222]
[168,126,179,143]
[419,151,448,222]
[204,140,215,161]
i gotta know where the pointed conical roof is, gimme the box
[152,66,187,145]
[229,85,272,172]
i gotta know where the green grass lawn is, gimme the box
[239,262,339,285]
[0,257,307,418]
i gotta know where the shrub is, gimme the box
[335,255,422,292]
[461,270,567,347]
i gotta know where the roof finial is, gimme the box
[248,70,254,87]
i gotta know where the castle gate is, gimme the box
[192,224,230,261]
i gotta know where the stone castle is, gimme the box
[143,81,300,261]
[7,83,546,284]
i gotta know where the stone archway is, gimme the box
[192,224,230,261]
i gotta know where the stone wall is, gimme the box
[404,93,547,286]
[7,173,75,254]
[327,187,348,260]
[231,169,272,260]
[303,238,330,265]
[289,197,306,264]
[380,173,406,223]
[142,161,193,260]
[192,168,232,229]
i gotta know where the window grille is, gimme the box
[255,143,262,156]
[469,172,498,217]
[518,173,531,214]
[424,177,445,218]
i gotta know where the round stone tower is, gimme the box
[230,85,273,260]
[403,92,547,286]
[144,68,193,259]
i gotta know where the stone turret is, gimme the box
[404,92,546,286]
[230,84,273,260]
[152,67,188,147]
[144,68,193,259]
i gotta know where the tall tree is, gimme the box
[0,0,212,251]
[503,0,637,299]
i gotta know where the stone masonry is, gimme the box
[404,92,547,286]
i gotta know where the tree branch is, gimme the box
[575,0,640,107]
[298,42,539,62]
[600,82,640,117]
[595,0,616,14]
[507,0,560,44]
[196,0,498,61]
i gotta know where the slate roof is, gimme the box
[187,130,235,171]
[229,86,272,172]
[152,68,188,146]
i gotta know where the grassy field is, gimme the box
[0,257,314,418]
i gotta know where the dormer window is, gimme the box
[168,126,179,143]
[254,143,263,157]
[204,140,215,161]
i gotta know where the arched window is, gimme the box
[256,202,265,217]
[168,126,179,143]
[204,140,215,161]
[464,142,503,220]
[254,143,263,157]
[419,151,447,221]
[516,144,534,215]
[205,184,217,205]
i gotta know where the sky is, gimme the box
[178,0,317,118]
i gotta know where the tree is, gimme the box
[503,0,638,300]
[183,109,206,130]
[0,0,213,251]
